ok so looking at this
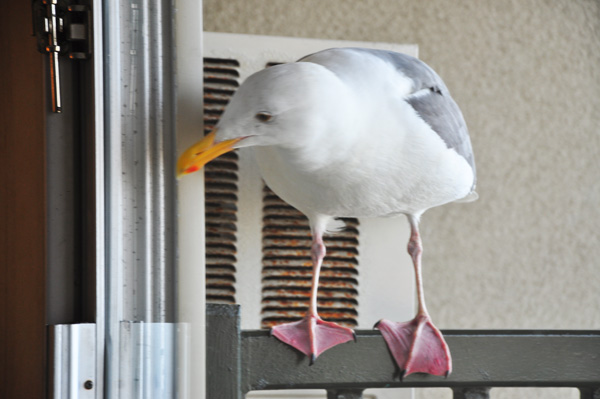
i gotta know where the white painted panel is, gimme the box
[176,2,205,398]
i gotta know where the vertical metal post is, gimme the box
[91,1,106,397]
[103,0,176,396]
[206,304,242,399]
[453,387,491,399]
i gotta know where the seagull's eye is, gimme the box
[255,112,273,123]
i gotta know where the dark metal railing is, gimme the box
[206,304,600,399]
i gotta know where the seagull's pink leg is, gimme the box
[375,215,452,378]
[271,227,355,363]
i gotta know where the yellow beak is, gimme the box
[176,130,243,178]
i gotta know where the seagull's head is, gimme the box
[177,62,353,178]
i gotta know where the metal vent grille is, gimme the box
[203,57,240,304]
[261,187,360,329]
[201,56,361,321]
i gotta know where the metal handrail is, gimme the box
[206,304,600,399]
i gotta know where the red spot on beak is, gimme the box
[185,165,200,174]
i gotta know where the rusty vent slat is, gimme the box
[261,186,360,329]
[203,57,240,304]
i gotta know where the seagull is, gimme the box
[177,48,477,377]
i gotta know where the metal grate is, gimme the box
[261,186,360,329]
[203,57,241,304]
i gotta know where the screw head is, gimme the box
[84,380,93,390]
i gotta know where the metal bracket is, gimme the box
[48,322,189,397]
[32,0,92,112]
[48,324,96,399]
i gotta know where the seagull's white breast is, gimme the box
[252,96,473,220]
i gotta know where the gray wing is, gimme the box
[360,49,475,179]
[298,48,476,189]
[314,48,477,187]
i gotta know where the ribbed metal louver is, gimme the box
[261,187,360,329]
[201,56,362,324]
[203,58,240,304]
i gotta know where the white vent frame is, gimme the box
[204,32,418,399]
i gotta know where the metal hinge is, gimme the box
[48,324,97,399]
[32,0,92,113]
